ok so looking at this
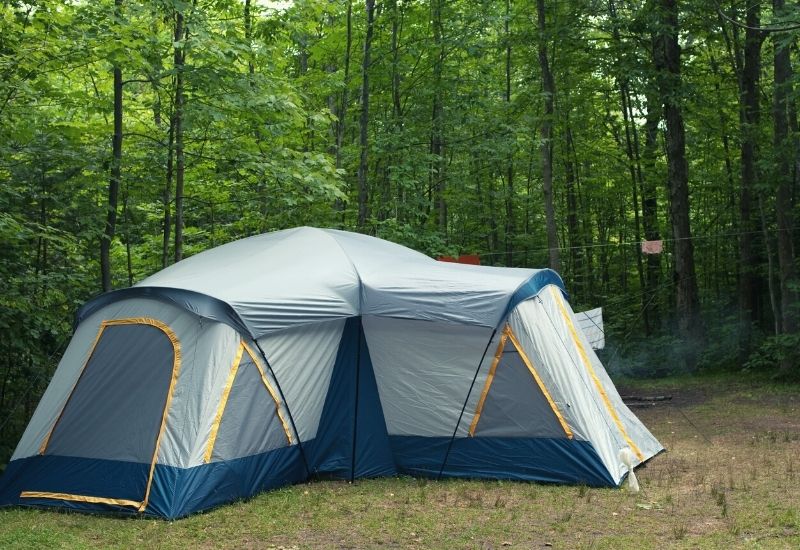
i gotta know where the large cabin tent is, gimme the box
[0,227,663,518]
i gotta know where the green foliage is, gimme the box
[744,333,800,379]
[1,0,800,463]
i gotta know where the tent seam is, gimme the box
[321,228,364,313]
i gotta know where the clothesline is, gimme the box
[472,226,790,257]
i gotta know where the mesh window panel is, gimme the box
[46,323,175,463]
[210,355,289,462]
[473,349,568,439]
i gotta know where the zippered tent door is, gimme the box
[21,318,181,512]
[469,325,572,439]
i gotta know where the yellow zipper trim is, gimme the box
[20,491,141,509]
[204,343,246,463]
[505,325,573,439]
[129,318,182,512]
[549,287,643,460]
[468,331,509,436]
[243,342,294,445]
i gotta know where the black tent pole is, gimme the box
[253,340,312,478]
[437,327,497,480]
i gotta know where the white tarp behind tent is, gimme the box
[576,307,604,350]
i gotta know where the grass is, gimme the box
[1,373,798,549]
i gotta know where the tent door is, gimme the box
[204,341,293,463]
[21,318,181,511]
[469,325,572,439]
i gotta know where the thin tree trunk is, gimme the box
[331,0,352,220]
[564,116,582,294]
[655,0,702,354]
[390,0,403,221]
[619,81,647,327]
[431,0,446,233]
[391,0,402,125]
[337,0,353,172]
[357,0,375,228]
[35,173,47,282]
[709,53,737,303]
[174,9,186,262]
[504,0,514,266]
[608,0,646,324]
[162,112,175,269]
[737,2,762,358]
[772,0,798,374]
[709,55,736,201]
[122,189,133,287]
[642,85,662,329]
[537,0,560,272]
[101,0,124,292]
[759,195,781,335]
[244,0,254,78]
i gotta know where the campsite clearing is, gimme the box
[0,373,796,549]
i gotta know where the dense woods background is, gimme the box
[2,0,800,465]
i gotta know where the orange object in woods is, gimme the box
[437,254,481,265]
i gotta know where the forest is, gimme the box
[1,0,799,465]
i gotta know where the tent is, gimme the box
[0,227,662,518]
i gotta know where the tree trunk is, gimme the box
[244,0,254,78]
[642,85,662,329]
[35,173,47,285]
[337,0,353,173]
[563,99,582,295]
[619,82,647,328]
[101,0,124,292]
[331,0,352,220]
[759,195,781,336]
[431,0,446,233]
[735,1,762,359]
[391,0,402,126]
[357,0,375,229]
[162,112,175,269]
[504,0,514,267]
[655,0,702,354]
[389,0,403,222]
[608,0,646,325]
[537,0,560,272]
[174,9,185,262]
[122,189,133,287]
[564,129,581,289]
[772,0,798,374]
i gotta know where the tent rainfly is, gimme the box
[0,227,663,519]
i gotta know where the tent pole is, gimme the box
[436,327,497,480]
[253,340,311,478]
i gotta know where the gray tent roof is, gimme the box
[83,227,564,337]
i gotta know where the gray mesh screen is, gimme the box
[473,349,568,438]
[45,323,175,462]
[210,355,289,462]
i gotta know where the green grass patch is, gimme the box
[1,373,798,549]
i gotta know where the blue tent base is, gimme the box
[306,317,396,480]
[389,436,617,487]
[0,435,621,519]
[0,446,306,519]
